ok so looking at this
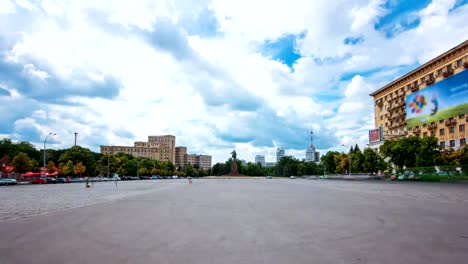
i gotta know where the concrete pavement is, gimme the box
[0,179,467,264]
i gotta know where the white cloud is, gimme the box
[1,0,467,164]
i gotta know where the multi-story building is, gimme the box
[175,146,188,169]
[175,146,212,170]
[276,148,285,162]
[369,40,468,150]
[255,155,266,166]
[186,154,212,170]
[100,135,176,163]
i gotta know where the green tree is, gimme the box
[59,146,97,176]
[416,136,440,167]
[185,164,194,177]
[321,151,340,174]
[275,156,299,177]
[363,148,388,173]
[350,147,365,173]
[12,152,32,174]
[380,136,421,169]
[66,160,75,177]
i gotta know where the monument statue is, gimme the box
[230,150,237,160]
[223,149,243,176]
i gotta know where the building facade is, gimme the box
[276,148,285,162]
[255,155,266,167]
[186,154,212,170]
[175,146,188,169]
[101,135,176,164]
[175,146,212,170]
[369,41,468,150]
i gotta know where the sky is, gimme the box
[0,0,467,164]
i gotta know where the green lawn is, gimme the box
[406,103,468,128]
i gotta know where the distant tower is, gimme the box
[276,148,285,162]
[306,128,318,162]
[310,129,314,147]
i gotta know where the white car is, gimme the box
[172,175,179,179]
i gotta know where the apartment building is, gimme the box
[369,40,468,150]
[100,135,176,163]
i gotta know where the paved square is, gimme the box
[1,179,467,264]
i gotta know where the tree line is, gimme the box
[0,138,210,177]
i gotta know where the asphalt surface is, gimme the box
[1,179,468,264]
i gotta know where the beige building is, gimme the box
[369,40,468,150]
[100,135,176,164]
[175,146,212,170]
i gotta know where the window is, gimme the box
[423,132,427,137]
[440,141,445,149]
[440,128,445,135]
[380,115,383,120]
[457,59,462,67]
[431,130,436,136]
[421,76,425,83]
[461,138,466,146]
[449,126,455,134]
[429,73,434,79]
[438,69,443,76]
[460,124,465,132]
[439,120,444,124]
[447,64,452,71]
[449,140,455,148]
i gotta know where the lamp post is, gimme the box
[43,132,56,177]
[342,144,352,175]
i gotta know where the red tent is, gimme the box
[21,172,41,177]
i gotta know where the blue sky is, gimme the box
[0,0,467,163]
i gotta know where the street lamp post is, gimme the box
[43,133,56,177]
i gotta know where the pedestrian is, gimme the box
[188,176,192,185]
[85,177,90,188]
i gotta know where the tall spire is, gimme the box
[310,128,314,147]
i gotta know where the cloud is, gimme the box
[0,58,121,103]
[0,0,467,164]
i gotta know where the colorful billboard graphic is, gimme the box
[369,127,383,143]
[406,69,468,128]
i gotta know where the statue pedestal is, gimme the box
[224,158,243,176]
[230,159,239,175]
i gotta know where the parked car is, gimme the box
[150,175,159,180]
[172,175,179,179]
[46,177,57,184]
[56,178,68,183]
[0,178,17,186]
[31,178,47,184]
[129,176,140,180]
[265,176,272,179]
[71,178,85,183]
[289,176,296,179]
[111,176,121,181]
[140,176,151,180]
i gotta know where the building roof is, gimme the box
[369,40,468,97]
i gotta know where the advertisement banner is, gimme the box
[406,70,468,128]
[369,127,382,143]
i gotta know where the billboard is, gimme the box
[406,69,468,128]
[369,126,383,143]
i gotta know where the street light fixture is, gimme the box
[43,132,56,177]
